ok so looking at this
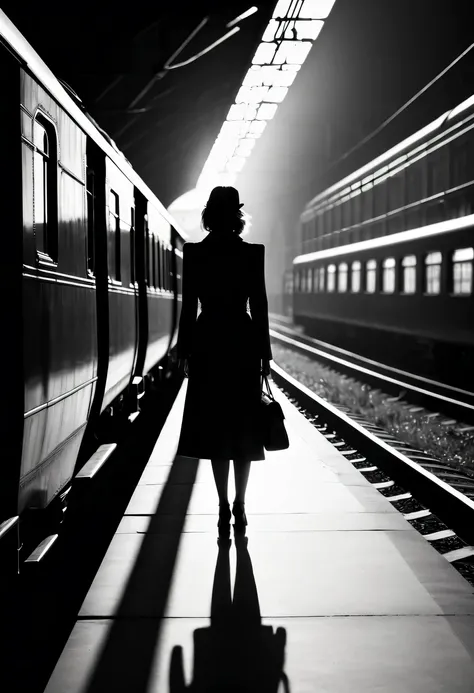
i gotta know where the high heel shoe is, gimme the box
[218,502,231,530]
[232,500,248,529]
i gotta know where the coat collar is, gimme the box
[201,231,243,244]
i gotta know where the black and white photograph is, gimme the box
[1,1,474,691]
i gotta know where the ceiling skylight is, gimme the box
[197,0,337,191]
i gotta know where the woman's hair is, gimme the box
[201,204,246,235]
[201,186,247,235]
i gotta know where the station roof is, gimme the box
[2,1,474,239]
[1,1,279,207]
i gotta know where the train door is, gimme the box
[132,189,148,379]
[75,138,108,467]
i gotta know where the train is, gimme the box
[0,10,185,559]
[291,92,474,388]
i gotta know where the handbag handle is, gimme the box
[261,374,274,400]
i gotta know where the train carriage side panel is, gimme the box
[102,158,137,409]
[0,41,24,525]
[144,202,174,375]
[19,71,96,512]
[293,224,474,346]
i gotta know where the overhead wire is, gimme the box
[324,39,474,176]
[113,14,247,139]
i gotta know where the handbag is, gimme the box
[260,375,290,451]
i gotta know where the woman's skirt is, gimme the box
[176,312,265,460]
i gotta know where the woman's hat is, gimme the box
[206,186,244,210]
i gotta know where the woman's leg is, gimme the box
[211,458,230,504]
[233,457,251,503]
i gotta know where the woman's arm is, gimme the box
[176,243,198,363]
[249,244,273,370]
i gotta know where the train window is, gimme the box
[316,211,324,237]
[156,239,161,289]
[108,190,121,282]
[166,244,170,291]
[312,267,318,292]
[424,252,442,294]
[342,198,351,229]
[405,156,426,206]
[307,267,313,292]
[318,266,325,291]
[302,220,308,245]
[162,244,167,290]
[374,179,387,218]
[150,234,155,287]
[351,190,362,227]
[402,255,416,294]
[450,136,470,189]
[301,268,307,292]
[338,263,348,292]
[388,169,404,213]
[365,259,377,293]
[382,258,396,293]
[452,247,473,295]
[327,264,336,292]
[362,184,374,222]
[168,245,174,291]
[351,261,361,292]
[152,236,157,288]
[334,203,342,232]
[86,167,95,275]
[144,218,150,286]
[33,115,58,263]
[130,207,135,285]
[427,146,448,197]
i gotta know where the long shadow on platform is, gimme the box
[83,453,199,693]
[81,458,290,693]
[169,532,290,692]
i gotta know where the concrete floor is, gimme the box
[44,381,474,693]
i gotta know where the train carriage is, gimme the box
[0,9,185,559]
[293,93,474,386]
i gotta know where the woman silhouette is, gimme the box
[176,186,272,530]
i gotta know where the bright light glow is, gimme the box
[235,138,256,157]
[263,18,324,41]
[252,43,277,64]
[265,86,289,102]
[226,6,258,29]
[197,0,336,189]
[248,120,267,137]
[298,0,337,19]
[227,103,258,120]
[294,20,324,39]
[453,247,474,262]
[256,103,278,120]
[226,156,246,172]
[274,40,312,64]
[236,85,269,103]
[448,94,474,121]
[262,19,281,42]
[273,0,335,18]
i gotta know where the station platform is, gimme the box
[44,379,474,693]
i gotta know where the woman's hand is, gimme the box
[261,358,271,377]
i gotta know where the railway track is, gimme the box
[269,313,474,426]
[270,361,474,572]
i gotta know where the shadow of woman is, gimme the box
[169,531,290,693]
